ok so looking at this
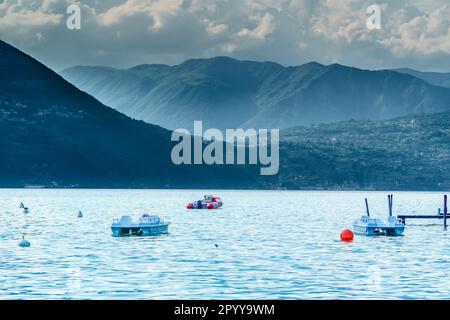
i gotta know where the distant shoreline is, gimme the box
[1,186,448,192]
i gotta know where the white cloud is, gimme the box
[98,0,183,30]
[310,0,371,42]
[0,0,63,28]
[380,4,450,56]
[205,20,228,35]
[35,32,44,41]
[237,13,276,40]
[1,0,450,72]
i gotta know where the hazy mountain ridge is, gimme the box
[61,57,450,131]
[0,40,258,188]
[394,68,450,89]
[4,39,450,190]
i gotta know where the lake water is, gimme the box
[0,189,449,299]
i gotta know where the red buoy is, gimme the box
[340,229,354,242]
[187,203,193,209]
[207,203,214,209]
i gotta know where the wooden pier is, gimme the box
[397,195,448,230]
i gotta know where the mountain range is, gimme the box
[3,39,450,190]
[0,39,258,188]
[61,57,450,131]
[394,68,450,89]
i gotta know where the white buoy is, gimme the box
[18,236,31,248]
[77,210,83,218]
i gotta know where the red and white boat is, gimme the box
[187,195,223,209]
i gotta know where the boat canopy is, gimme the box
[140,215,162,223]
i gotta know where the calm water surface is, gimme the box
[0,189,449,299]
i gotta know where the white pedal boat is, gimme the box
[353,195,405,237]
[111,214,170,237]
[353,215,405,236]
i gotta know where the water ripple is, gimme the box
[1,189,449,299]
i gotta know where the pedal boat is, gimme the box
[353,195,405,236]
[187,195,223,209]
[353,216,405,236]
[111,214,170,237]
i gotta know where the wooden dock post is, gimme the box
[391,194,394,215]
[365,198,370,217]
[444,195,447,231]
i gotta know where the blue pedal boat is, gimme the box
[353,195,405,236]
[111,214,170,237]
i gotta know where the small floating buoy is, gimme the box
[20,203,29,213]
[77,210,83,218]
[340,229,354,242]
[18,236,31,248]
[187,203,193,209]
[215,244,219,248]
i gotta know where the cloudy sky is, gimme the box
[1,0,450,72]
